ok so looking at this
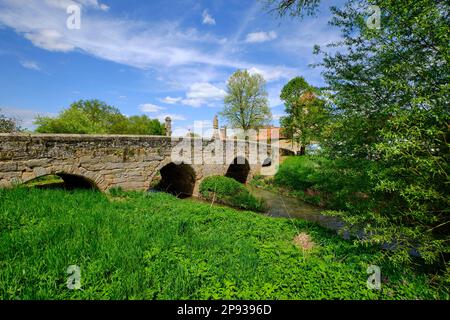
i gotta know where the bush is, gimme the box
[200,176,266,212]
[274,156,374,212]
[275,156,326,190]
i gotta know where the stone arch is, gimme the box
[20,165,102,191]
[153,162,196,198]
[225,156,250,183]
[23,173,98,190]
[57,173,98,190]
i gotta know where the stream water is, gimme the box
[247,185,345,234]
[186,185,345,235]
[247,187,420,255]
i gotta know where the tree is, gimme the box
[0,109,21,133]
[35,100,126,134]
[269,0,450,267]
[35,100,165,135]
[264,0,321,18]
[220,70,272,131]
[124,115,165,136]
[280,76,329,154]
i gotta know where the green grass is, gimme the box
[0,188,447,300]
[200,176,266,212]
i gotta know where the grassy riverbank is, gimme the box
[200,176,266,212]
[251,156,372,209]
[0,187,447,300]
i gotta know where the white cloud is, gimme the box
[24,29,75,52]
[160,96,182,104]
[98,3,110,11]
[158,66,227,90]
[202,10,216,25]
[186,83,226,100]
[245,31,277,43]
[139,103,166,113]
[0,0,230,69]
[248,66,296,83]
[180,99,203,108]
[44,0,109,11]
[20,60,41,71]
[181,82,226,108]
[0,0,292,80]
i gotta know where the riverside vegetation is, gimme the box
[200,176,266,212]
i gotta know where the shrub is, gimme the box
[274,156,374,212]
[199,176,266,212]
[274,156,326,190]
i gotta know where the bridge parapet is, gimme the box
[0,134,288,194]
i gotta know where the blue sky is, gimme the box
[0,0,343,134]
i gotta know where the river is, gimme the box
[247,185,346,235]
[186,185,345,235]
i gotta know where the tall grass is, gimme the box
[199,176,266,212]
[0,188,447,299]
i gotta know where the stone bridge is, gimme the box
[0,134,291,196]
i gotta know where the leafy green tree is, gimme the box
[124,115,165,135]
[270,0,450,267]
[35,100,164,135]
[0,109,21,133]
[280,77,329,154]
[35,100,125,134]
[220,70,272,131]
